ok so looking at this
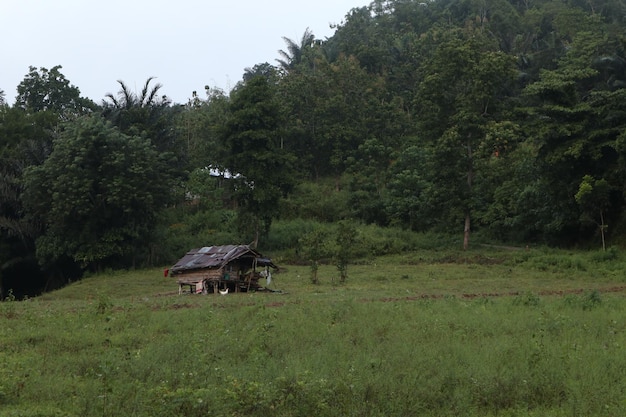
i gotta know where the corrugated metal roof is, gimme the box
[170,245,275,273]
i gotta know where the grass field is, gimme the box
[1,247,625,416]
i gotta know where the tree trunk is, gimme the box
[463,139,473,251]
[252,221,259,249]
[463,213,471,250]
[600,210,606,251]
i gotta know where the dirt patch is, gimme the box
[150,302,198,311]
[375,285,626,303]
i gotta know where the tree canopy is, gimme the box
[22,116,171,271]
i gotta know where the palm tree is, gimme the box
[104,76,170,109]
[276,28,316,71]
[102,77,176,153]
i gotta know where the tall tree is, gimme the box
[519,23,625,243]
[15,65,96,117]
[0,106,62,296]
[276,28,316,72]
[177,86,231,171]
[385,139,434,231]
[328,5,395,74]
[575,175,611,250]
[102,77,179,154]
[415,27,516,249]
[222,76,295,246]
[22,116,172,271]
[243,63,280,83]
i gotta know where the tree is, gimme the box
[385,140,434,231]
[177,86,231,171]
[575,175,611,250]
[243,63,279,83]
[0,106,64,296]
[518,24,625,243]
[415,27,517,249]
[276,28,316,72]
[15,65,96,117]
[222,76,295,246]
[300,228,330,284]
[22,116,172,271]
[102,77,179,155]
[327,5,394,74]
[286,54,390,182]
[334,221,357,284]
[104,76,169,109]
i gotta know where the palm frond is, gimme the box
[140,76,157,106]
[145,81,163,106]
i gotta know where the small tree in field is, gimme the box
[334,221,357,284]
[575,175,611,251]
[300,228,329,284]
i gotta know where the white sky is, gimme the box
[0,0,369,105]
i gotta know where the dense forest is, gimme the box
[2,0,626,296]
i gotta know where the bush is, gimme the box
[280,181,350,222]
[0,405,70,417]
[589,247,620,262]
[263,219,330,253]
[152,207,240,264]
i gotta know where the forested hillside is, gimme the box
[2,0,626,296]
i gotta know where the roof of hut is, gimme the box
[170,245,277,274]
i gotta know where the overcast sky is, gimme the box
[1,0,369,105]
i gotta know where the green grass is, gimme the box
[1,247,626,416]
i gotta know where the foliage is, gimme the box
[415,26,517,248]
[22,116,171,271]
[333,221,358,283]
[175,86,230,170]
[276,27,316,72]
[102,77,183,166]
[279,180,350,222]
[0,104,76,297]
[575,175,611,249]
[222,76,295,246]
[14,65,96,117]
[299,227,332,284]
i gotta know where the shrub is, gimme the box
[264,219,329,252]
[513,291,540,307]
[582,290,602,310]
[280,180,350,222]
[0,406,70,417]
[589,247,619,262]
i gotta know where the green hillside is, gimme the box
[4,0,626,296]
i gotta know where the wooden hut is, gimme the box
[168,245,277,294]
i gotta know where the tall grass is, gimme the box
[1,250,626,416]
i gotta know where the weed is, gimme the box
[590,247,619,262]
[95,293,112,315]
[0,289,17,319]
[513,291,541,306]
[582,290,602,310]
